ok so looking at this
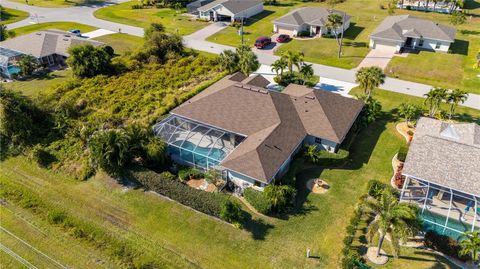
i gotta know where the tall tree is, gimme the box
[398,103,422,127]
[236,45,259,76]
[271,58,287,78]
[364,190,422,258]
[67,44,114,78]
[299,63,314,85]
[134,23,183,64]
[281,50,304,73]
[355,66,386,99]
[446,89,468,119]
[219,50,239,74]
[18,55,39,77]
[424,87,447,117]
[326,13,345,57]
[459,231,480,265]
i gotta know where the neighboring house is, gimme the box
[153,73,363,191]
[369,15,456,53]
[193,0,263,22]
[0,29,104,71]
[400,117,480,239]
[273,7,351,37]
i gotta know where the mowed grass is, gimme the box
[94,2,209,35]
[93,33,145,55]
[1,87,475,268]
[4,69,72,97]
[1,7,29,24]
[9,0,104,8]
[10,22,96,36]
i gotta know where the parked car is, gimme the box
[276,34,290,43]
[254,37,271,49]
[68,29,81,36]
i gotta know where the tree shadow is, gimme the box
[343,23,365,40]
[463,0,480,10]
[242,211,274,240]
[264,1,295,7]
[450,39,469,55]
[460,29,480,36]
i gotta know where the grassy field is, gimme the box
[1,6,29,24]
[94,2,209,35]
[4,69,72,97]
[1,86,476,268]
[8,0,105,8]
[10,22,96,36]
[93,33,145,55]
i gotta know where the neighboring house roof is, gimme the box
[197,0,262,14]
[0,29,104,59]
[402,117,480,196]
[370,15,456,42]
[274,7,351,27]
[171,73,363,182]
[242,74,270,88]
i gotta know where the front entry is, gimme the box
[315,26,320,36]
[405,37,413,47]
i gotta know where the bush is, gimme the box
[244,188,272,214]
[220,199,244,226]
[367,179,388,199]
[341,249,367,269]
[425,231,469,261]
[178,167,204,181]
[30,145,57,168]
[47,209,67,225]
[132,166,229,218]
[316,149,349,166]
[397,144,409,162]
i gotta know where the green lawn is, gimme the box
[1,86,476,268]
[1,6,29,24]
[93,33,145,55]
[10,22,96,36]
[94,2,209,35]
[8,0,104,8]
[4,69,72,97]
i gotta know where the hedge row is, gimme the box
[130,166,228,218]
[243,188,272,214]
[317,149,350,166]
[340,202,368,269]
[425,231,470,262]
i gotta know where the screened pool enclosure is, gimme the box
[153,115,245,169]
[400,176,480,240]
[0,47,23,78]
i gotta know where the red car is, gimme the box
[254,37,271,49]
[276,34,290,43]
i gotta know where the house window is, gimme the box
[418,39,424,47]
[435,42,441,49]
[314,137,322,144]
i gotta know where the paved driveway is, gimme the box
[355,48,396,70]
[185,22,228,41]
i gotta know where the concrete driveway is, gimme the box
[355,48,396,70]
[185,22,228,41]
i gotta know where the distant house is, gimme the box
[273,7,351,37]
[400,117,480,239]
[369,15,456,53]
[153,73,363,191]
[190,0,263,22]
[0,29,104,77]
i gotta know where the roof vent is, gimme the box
[305,95,315,100]
[273,145,282,151]
[234,83,243,88]
[305,109,309,112]
[259,89,268,94]
[242,85,251,90]
[64,34,71,37]
[63,38,69,41]
[36,33,42,36]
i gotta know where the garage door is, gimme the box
[277,28,295,36]
[373,41,398,52]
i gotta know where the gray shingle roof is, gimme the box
[171,74,363,182]
[370,15,456,42]
[274,7,350,27]
[197,0,262,14]
[402,117,480,196]
[0,29,104,59]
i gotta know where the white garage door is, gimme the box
[373,41,398,53]
[278,28,295,36]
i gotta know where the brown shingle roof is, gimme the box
[171,75,363,182]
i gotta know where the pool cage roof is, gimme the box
[401,176,480,238]
[0,47,23,70]
[153,115,245,169]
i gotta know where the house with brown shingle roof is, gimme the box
[153,73,363,190]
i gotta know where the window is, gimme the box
[435,42,441,49]
[314,137,322,144]
[418,39,424,47]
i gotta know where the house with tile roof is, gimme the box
[190,0,263,22]
[400,117,480,239]
[153,73,363,191]
[369,15,456,53]
[273,7,351,37]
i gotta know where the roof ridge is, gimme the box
[312,91,341,141]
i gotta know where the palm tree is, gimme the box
[355,67,386,100]
[304,144,320,163]
[326,13,345,58]
[281,50,304,73]
[459,231,480,265]
[88,129,131,177]
[424,87,447,118]
[236,45,260,76]
[263,184,296,212]
[364,190,422,258]
[219,50,239,74]
[398,103,422,127]
[446,89,468,119]
[299,63,314,85]
[271,58,287,78]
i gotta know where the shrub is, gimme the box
[425,231,469,261]
[131,166,229,218]
[341,249,367,269]
[367,179,399,199]
[220,199,244,226]
[264,184,296,213]
[47,209,67,225]
[244,187,272,214]
[30,145,57,168]
[178,167,204,181]
[204,169,221,184]
[397,144,409,162]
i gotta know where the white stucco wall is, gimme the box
[304,135,338,153]
[369,38,403,52]
[199,3,263,21]
[232,3,264,20]
[227,170,266,190]
[416,38,451,52]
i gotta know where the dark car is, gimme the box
[254,37,271,49]
[276,34,290,43]
[68,29,81,36]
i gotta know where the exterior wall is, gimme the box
[413,38,451,52]
[232,3,263,21]
[199,11,211,20]
[369,38,403,52]
[274,23,299,36]
[304,135,338,153]
[200,3,263,21]
[227,170,266,190]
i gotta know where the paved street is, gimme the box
[4,0,480,110]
